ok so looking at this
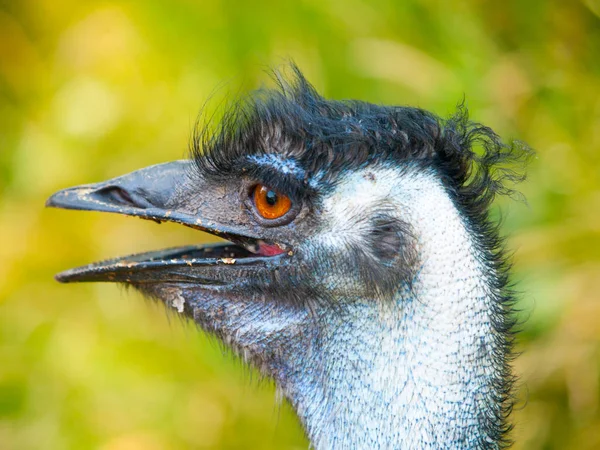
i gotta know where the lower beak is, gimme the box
[53,244,286,284]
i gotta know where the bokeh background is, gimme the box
[1,0,599,448]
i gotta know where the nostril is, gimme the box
[95,186,150,209]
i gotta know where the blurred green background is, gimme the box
[1,0,599,448]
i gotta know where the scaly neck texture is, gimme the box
[280,171,508,449]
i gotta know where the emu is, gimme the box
[47,67,527,449]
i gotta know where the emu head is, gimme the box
[47,68,527,449]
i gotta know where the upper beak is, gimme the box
[47,160,203,229]
[46,160,288,284]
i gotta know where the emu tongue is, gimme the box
[257,241,287,256]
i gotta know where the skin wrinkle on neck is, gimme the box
[281,167,500,449]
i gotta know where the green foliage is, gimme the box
[1,0,599,448]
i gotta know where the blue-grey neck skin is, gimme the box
[284,168,504,449]
[146,166,509,449]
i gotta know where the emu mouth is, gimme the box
[46,161,292,285]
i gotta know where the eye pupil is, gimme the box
[266,190,278,206]
[253,184,292,220]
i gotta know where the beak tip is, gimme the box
[45,189,75,209]
[45,194,59,208]
[54,271,71,283]
[45,187,99,212]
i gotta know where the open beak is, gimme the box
[46,160,290,286]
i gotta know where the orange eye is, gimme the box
[253,185,292,220]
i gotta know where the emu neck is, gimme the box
[283,171,506,449]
